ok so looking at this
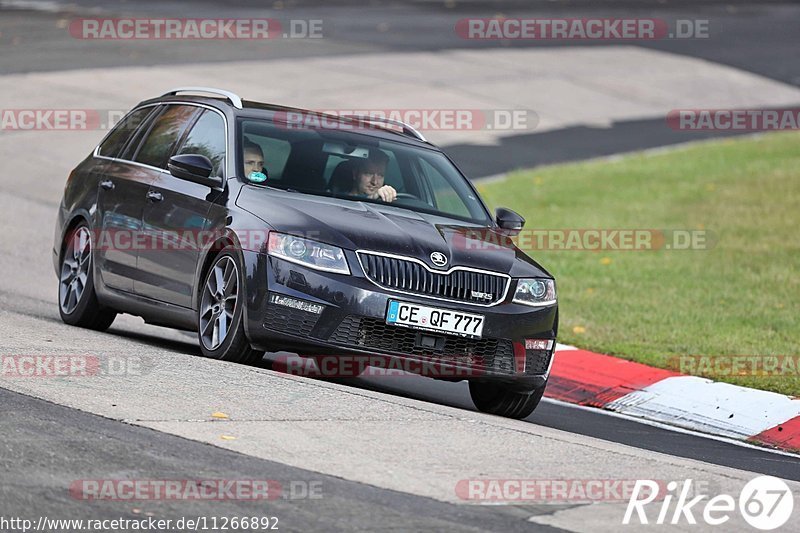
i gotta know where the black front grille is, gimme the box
[264,303,320,337]
[358,252,508,305]
[328,316,516,374]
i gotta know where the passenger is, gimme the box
[243,138,267,182]
[350,150,396,202]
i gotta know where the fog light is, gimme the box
[525,339,554,350]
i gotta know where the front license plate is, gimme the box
[386,300,485,338]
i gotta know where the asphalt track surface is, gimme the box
[2,388,565,532]
[1,0,799,177]
[1,1,799,531]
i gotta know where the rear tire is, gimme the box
[469,381,546,419]
[58,223,116,331]
[197,248,264,365]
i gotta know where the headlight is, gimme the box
[267,232,350,275]
[513,278,556,306]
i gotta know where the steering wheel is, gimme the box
[395,192,420,201]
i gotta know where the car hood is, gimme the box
[236,186,551,278]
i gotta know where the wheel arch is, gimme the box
[193,231,240,312]
[58,211,92,264]
[194,230,265,350]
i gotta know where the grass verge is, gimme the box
[478,132,800,396]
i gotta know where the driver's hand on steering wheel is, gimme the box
[372,184,397,203]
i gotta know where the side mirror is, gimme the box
[168,154,223,189]
[495,207,525,231]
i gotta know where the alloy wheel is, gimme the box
[200,256,239,350]
[59,227,91,315]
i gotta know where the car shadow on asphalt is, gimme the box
[259,352,479,413]
[106,327,202,356]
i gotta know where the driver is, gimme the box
[350,150,396,203]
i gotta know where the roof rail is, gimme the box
[340,114,427,143]
[162,87,243,109]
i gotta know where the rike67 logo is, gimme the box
[624,476,794,530]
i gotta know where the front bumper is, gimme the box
[242,251,558,389]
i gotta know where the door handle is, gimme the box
[146,190,163,202]
[100,180,114,190]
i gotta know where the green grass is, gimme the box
[478,132,800,396]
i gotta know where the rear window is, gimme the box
[175,110,227,177]
[133,105,199,169]
[97,107,155,158]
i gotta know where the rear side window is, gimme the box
[134,105,199,169]
[97,107,154,158]
[241,133,291,179]
[175,110,227,177]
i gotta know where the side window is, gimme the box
[419,157,471,218]
[97,107,154,158]
[175,110,226,177]
[133,105,199,169]
[243,134,291,179]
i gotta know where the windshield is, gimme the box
[237,117,492,224]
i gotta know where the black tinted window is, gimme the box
[134,105,198,169]
[97,107,154,158]
[176,110,226,176]
[239,118,490,224]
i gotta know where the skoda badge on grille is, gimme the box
[430,251,448,267]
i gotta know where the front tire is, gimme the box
[197,248,264,365]
[469,381,546,419]
[58,224,116,331]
